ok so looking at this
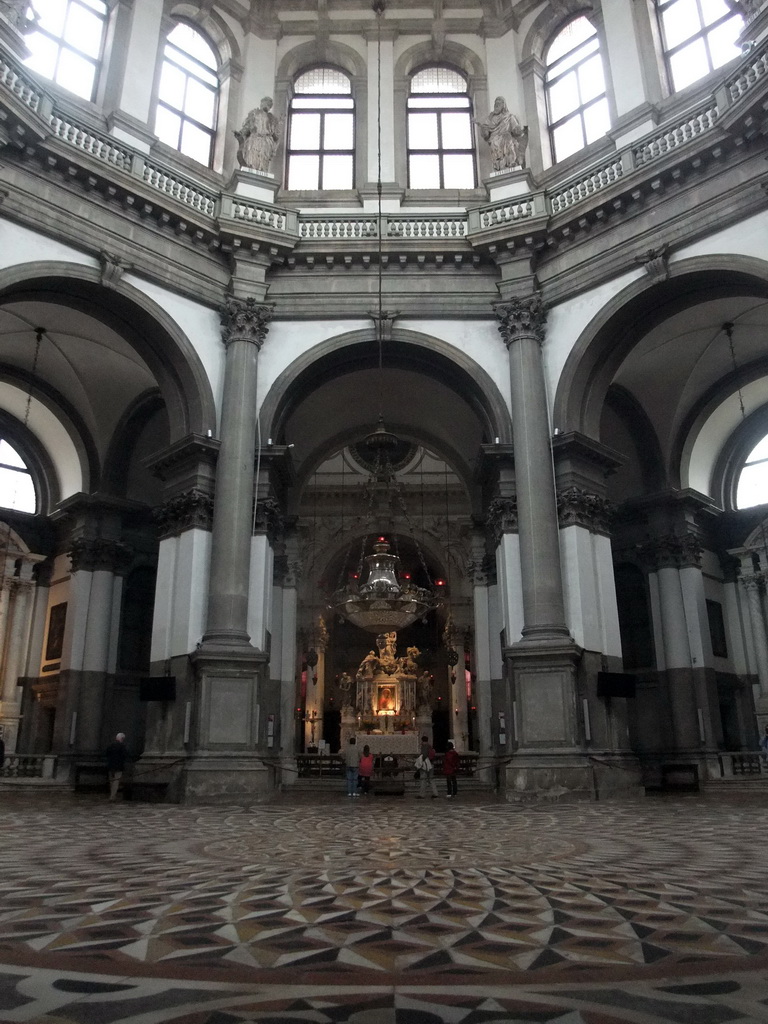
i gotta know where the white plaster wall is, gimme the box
[675,212,768,265]
[485,33,525,111]
[681,565,712,669]
[124,275,225,420]
[601,1,646,117]
[247,534,274,650]
[0,384,78,499]
[257,320,370,409]
[117,0,163,122]
[368,38,395,182]
[722,580,751,676]
[559,527,620,655]
[686,380,766,495]
[151,530,210,661]
[239,36,280,116]
[545,268,643,415]
[0,222,93,271]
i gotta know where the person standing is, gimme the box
[443,739,460,798]
[104,732,129,802]
[344,735,360,797]
[417,735,438,799]
[358,744,374,795]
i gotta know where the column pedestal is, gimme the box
[182,644,271,802]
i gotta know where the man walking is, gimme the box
[344,735,360,797]
[104,732,129,801]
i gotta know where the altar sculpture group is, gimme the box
[340,631,432,726]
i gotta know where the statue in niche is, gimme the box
[235,97,282,173]
[475,97,529,172]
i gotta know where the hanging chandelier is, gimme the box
[328,0,440,636]
[329,424,441,634]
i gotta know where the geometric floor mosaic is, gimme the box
[1,789,768,1022]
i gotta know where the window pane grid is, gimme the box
[24,0,107,101]
[656,0,743,92]
[407,67,475,189]
[287,68,355,190]
[545,16,609,164]
[0,440,35,514]
[155,22,219,166]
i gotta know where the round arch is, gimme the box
[0,262,218,443]
[394,40,487,85]
[258,326,512,501]
[275,40,367,84]
[553,255,768,440]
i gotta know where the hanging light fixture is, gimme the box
[328,0,440,636]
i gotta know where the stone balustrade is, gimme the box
[0,754,57,779]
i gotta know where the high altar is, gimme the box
[339,631,433,750]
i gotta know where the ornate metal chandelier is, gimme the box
[329,424,440,635]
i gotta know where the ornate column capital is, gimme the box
[494,295,547,348]
[466,556,493,587]
[486,497,518,546]
[253,497,284,543]
[637,532,703,571]
[69,538,133,575]
[220,297,273,349]
[741,572,767,594]
[153,488,214,539]
[557,487,616,535]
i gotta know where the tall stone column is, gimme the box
[0,577,34,753]
[203,298,272,647]
[495,297,571,644]
[741,573,768,700]
[494,299,587,800]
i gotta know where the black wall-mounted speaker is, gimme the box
[597,672,636,699]
[139,676,177,701]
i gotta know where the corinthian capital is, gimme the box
[494,295,547,348]
[220,298,273,349]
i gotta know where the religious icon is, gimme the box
[377,685,395,712]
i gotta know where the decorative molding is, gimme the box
[557,487,616,534]
[466,556,493,586]
[637,532,703,571]
[253,497,283,543]
[486,497,518,545]
[99,250,131,288]
[494,295,547,348]
[69,537,133,574]
[220,297,273,349]
[635,244,670,282]
[740,571,767,593]
[152,489,214,539]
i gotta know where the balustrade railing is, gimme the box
[718,751,767,777]
[0,754,57,779]
[727,41,768,101]
[49,116,131,169]
[0,55,40,111]
[141,162,217,216]
[632,103,718,166]
[1,36,767,244]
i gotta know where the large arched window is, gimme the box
[737,434,768,509]
[0,438,35,514]
[407,66,475,189]
[155,22,219,167]
[286,68,355,191]
[545,16,610,163]
[23,0,109,102]
[655,0,744,93]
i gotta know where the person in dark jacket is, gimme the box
[443,739,460,798]
[104,732,129,801]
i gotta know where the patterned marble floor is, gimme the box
[1,789,768,1023]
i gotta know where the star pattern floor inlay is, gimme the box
[1,789,768,1022]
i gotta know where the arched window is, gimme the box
[287,68,354,190]
[737,434,768,509]
[407,66,475,189]
[23,0,109,102]
[0,438,36,514]
[155,22,219,167]
[545,17,610,163]
[656,0,744,93]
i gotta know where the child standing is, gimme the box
[358,744,374,795]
